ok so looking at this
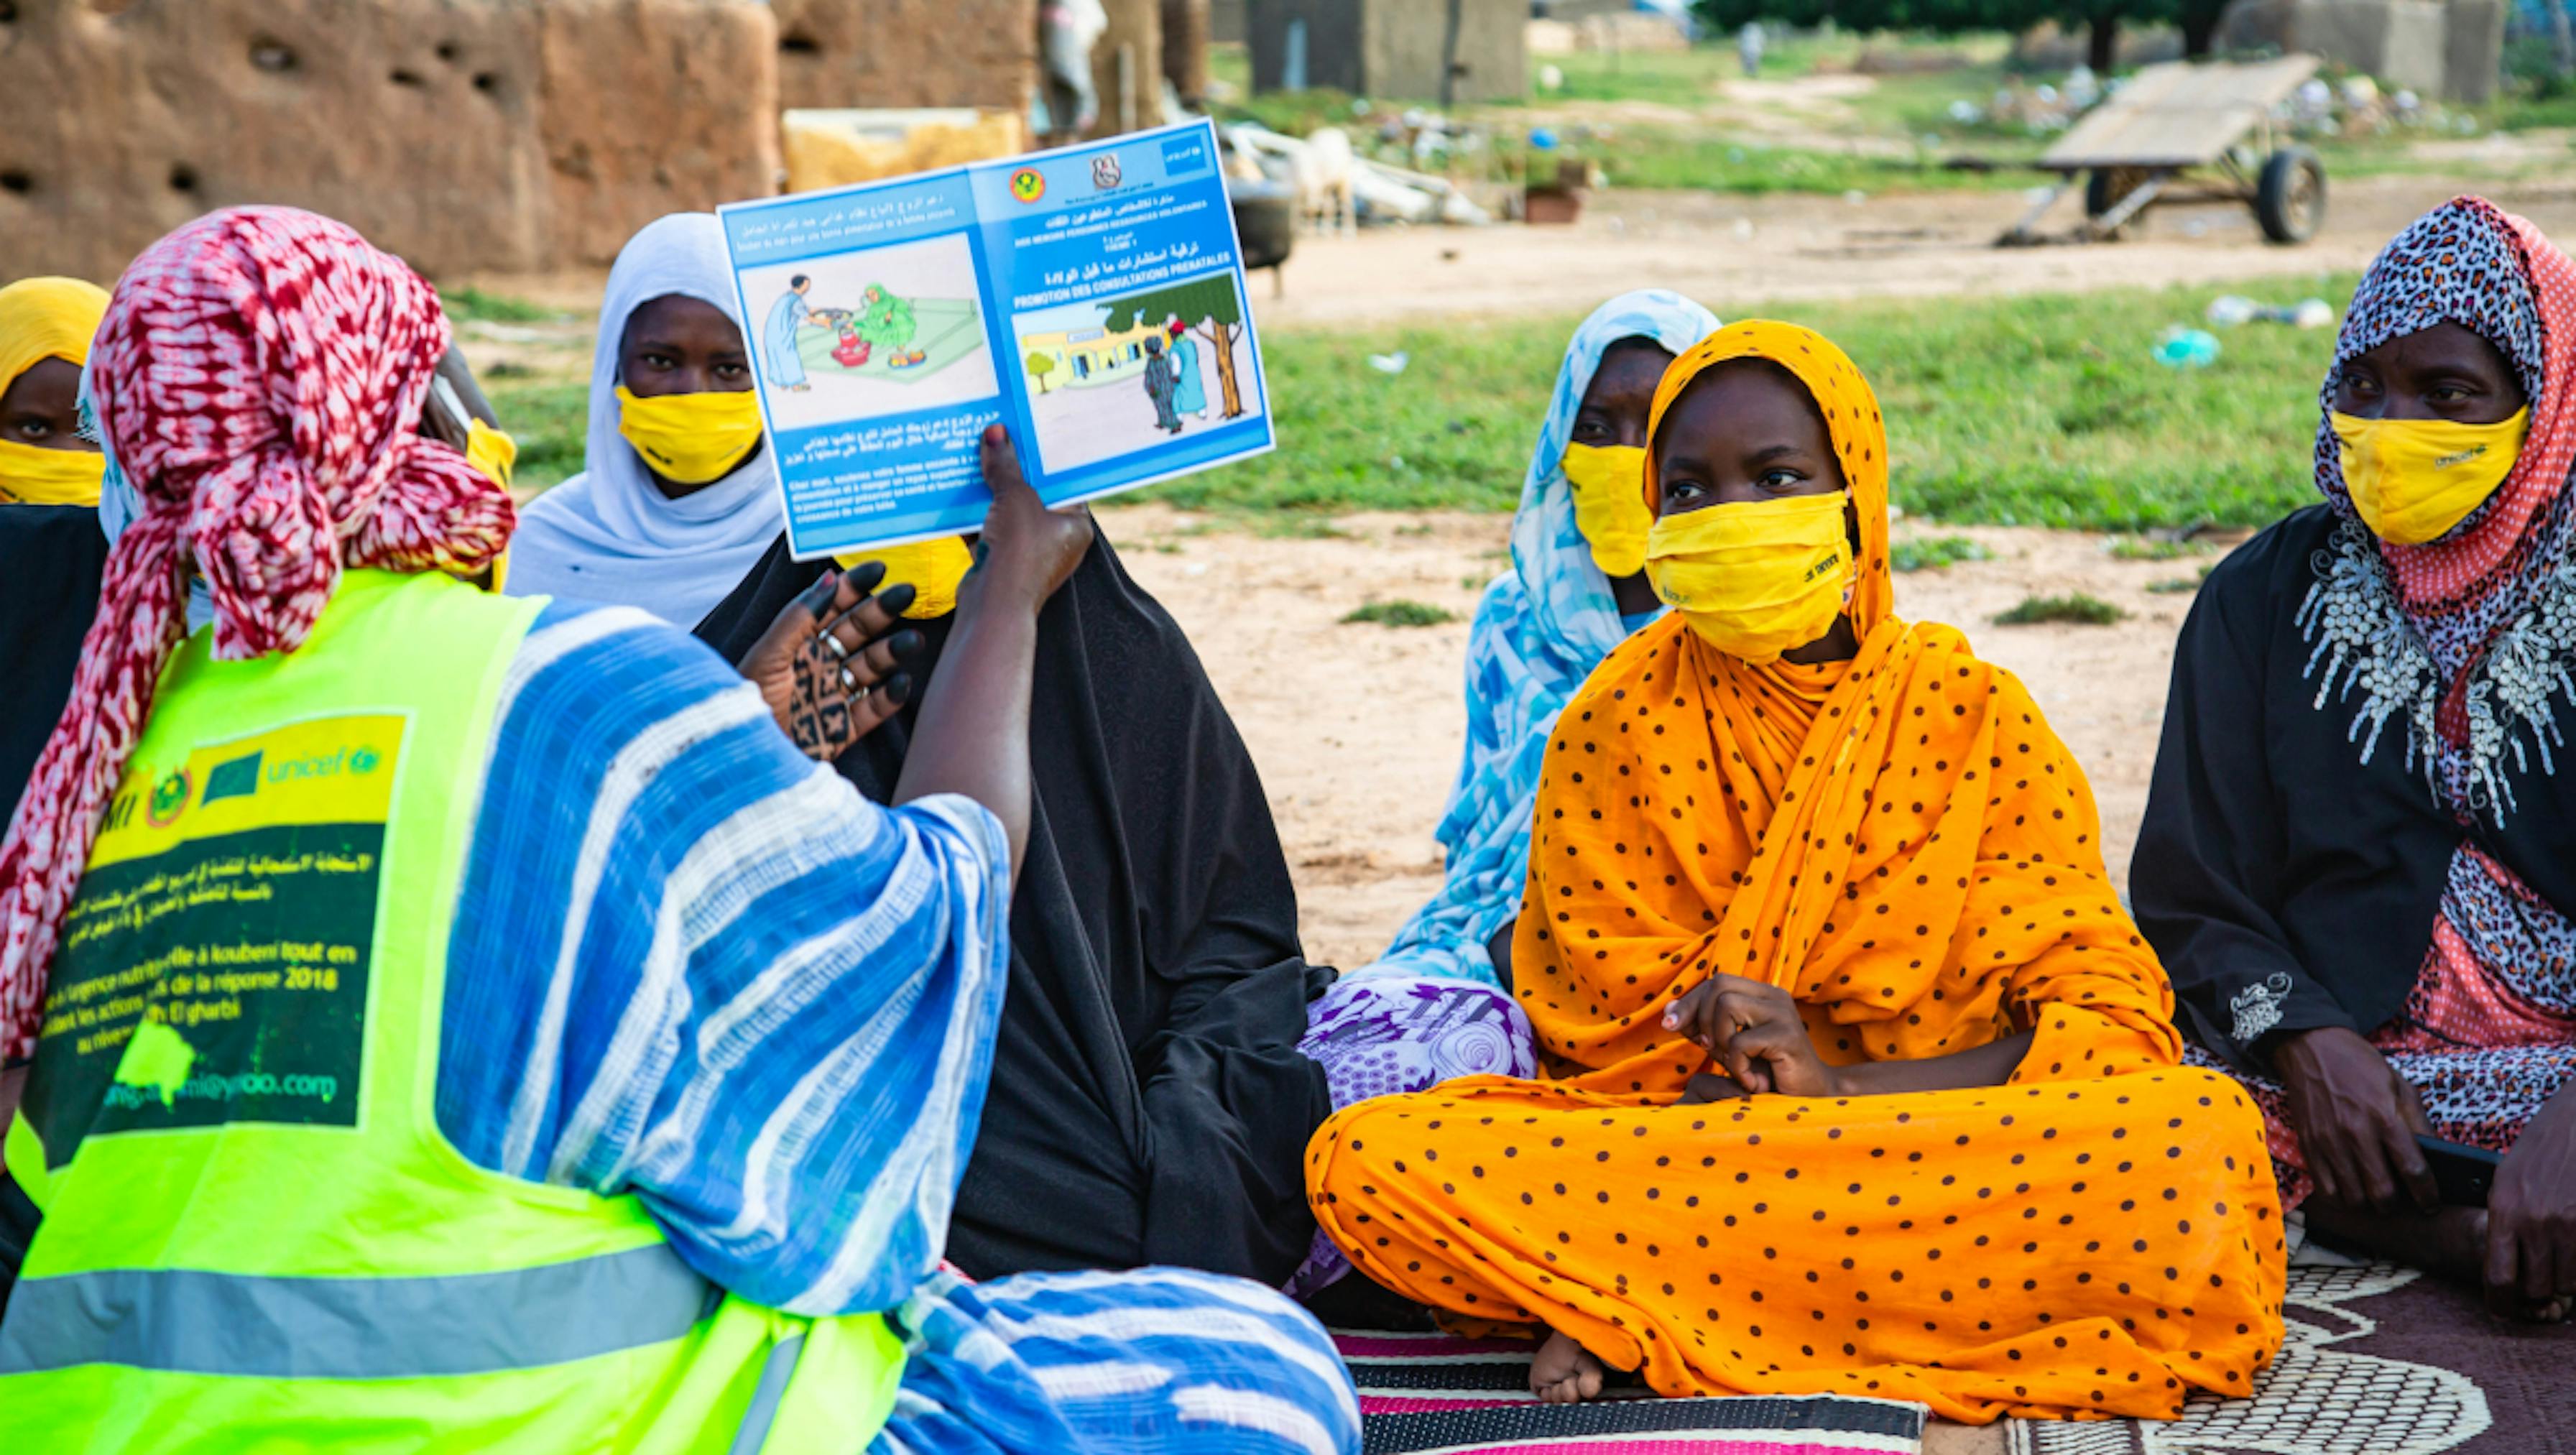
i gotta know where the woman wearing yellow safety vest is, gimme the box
[0,207,1360,1454]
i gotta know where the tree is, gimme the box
[1025,350,1060,394]
[1102,276,1250,419]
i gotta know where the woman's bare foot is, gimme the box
[1530,1326,1605,1404]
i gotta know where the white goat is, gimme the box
[1293,126,1357,237]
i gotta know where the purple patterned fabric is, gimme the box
[1300,974,1536,1104]
[1286,975,1536,1296]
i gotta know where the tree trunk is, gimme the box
[2549,0,2576,79]
[1439,0,1467,111]
[2087,13,2120,73]
[1161,0,1211,109]
[2180,4,2222,58]
[1088,0,1162,138]
[1206,322,1244,417]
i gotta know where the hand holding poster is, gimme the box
[719,119,1273,559]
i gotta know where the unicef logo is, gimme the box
[349,747,380,775]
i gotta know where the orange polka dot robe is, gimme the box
[1306,323,2285,1424]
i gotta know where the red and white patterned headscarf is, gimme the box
[0,206,513,1060]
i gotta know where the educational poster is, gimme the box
[721,118,1273,559]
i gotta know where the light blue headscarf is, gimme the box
[1356,290,1719,988]
[84,367,215,634]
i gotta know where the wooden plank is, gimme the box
[2037,55,2319,170]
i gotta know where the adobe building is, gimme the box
[1248,0,1526,103]
[0,0,1068,284]
[2215,0,2508,102]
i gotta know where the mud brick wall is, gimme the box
[770,0,1037,112]
[0,0,780,285]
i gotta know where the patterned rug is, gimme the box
[1332,1329,1926,1454]
[2005,1260,2576,1454]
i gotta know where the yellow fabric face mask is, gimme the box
[2331,407,2531,545]
[464,417,519,492]
[615,384,764,486]
[1644,491,1853,664]
[834,535,977,619]
[1561,443,1653,578]
[0,439,106,507]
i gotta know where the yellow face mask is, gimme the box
[1561,443,1653,578]
[2331,407,2531,545]
[615,384,764,486]
[1644,491,1853,664]
[464,417,519,492]
[834,535,977,619]
[0,438,106,507]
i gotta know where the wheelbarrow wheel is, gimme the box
[2256,146,2325,244]
[2083,167,2137,218]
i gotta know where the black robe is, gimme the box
[695,530,1332,1285]
[1,505,106,826]
[0,504,108,1312]
[2133,504,2576,1076]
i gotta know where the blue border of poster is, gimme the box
[719,119,1274,560]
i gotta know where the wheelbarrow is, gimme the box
[1998,55,2326,247]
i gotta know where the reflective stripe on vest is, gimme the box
[0,1244,711,1380]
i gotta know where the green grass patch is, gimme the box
[1255,513,1355,540]
[2148,564,2217,593]
[1148,274,2353,531]
[1590,130,2023,195]
[1342,599,1458,628]
[482,379,588,491]
[2104,535,2207,561]
[444,287,560,325]
[1891,533,1990,571]
[1997,592,2125,625]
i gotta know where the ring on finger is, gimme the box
[821,630,851,661]
[839,665,859,693]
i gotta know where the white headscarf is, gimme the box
[505,213,783,628]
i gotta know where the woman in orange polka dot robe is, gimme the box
[1305,323,2285,1425]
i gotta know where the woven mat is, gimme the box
[2006,1261,2576,1454]
[1334,1329,1926,1455]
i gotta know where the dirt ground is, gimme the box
[1106,504,2218,974]
[1246,172,2576,328]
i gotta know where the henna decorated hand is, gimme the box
[742,560,925,761]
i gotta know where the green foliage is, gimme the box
[1594,131,2024,196]
[1891,534,1991,571]
[481,379,588,492]
[1025,350,1060,392]
[2147,563,2217,593]
[1133,274,2354,532]
[443,287,558,325]
[1342,599,1459,627]
[1257,514,1355,540]
[2104,535,2207,560]
[1997,592,2126,624]
[1102,274,1244,333]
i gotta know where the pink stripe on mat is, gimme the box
[1430,1444,1901,1455]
